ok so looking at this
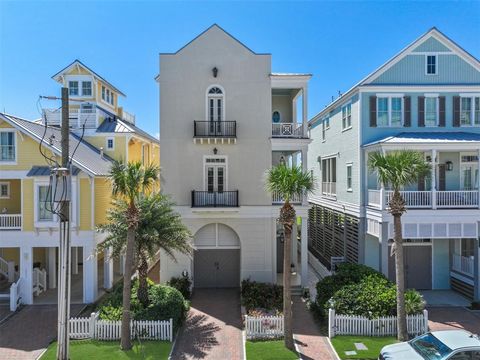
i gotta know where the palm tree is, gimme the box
[98,192,193,307]
[107,161,159,350]
[368,150,430,341]
[265,163,315,350]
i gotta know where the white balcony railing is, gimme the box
[0,214,22,230]
[121,110,135,124]
[272,123,305,138]
[322,182,336,197]
[368,189,479,210]
[272,191,303,204]
[43,108,98,128]
[452,253,474,277]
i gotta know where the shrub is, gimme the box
[241,279,283,312]
[98,279,189,330]
[315,263,385,317]
[328,275,425,319]
[167,275,192,300]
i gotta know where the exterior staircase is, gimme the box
[0,273,11,305]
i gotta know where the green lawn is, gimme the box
[330,336,397,360]
[41,340,172,360]
[246,340,298,360]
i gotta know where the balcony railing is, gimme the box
[272,123,306,138]
[194,121,236,138]
[191,190,239,208]
[272,191,303,204]
[452,253,474,277]
[0,214,22,230]
[322,182,336,197]
[368,189,479,210]
[43,108,98,128]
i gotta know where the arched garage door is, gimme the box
[193,223,240,288]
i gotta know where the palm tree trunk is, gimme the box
[137,252,149,307]
[120,217,136,350]
[393,213,408,341]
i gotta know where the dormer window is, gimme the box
[82,81,92,96]
[426,55,437,75]
[69,81,79,96]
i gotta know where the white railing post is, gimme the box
[169,318,173,342]
[380,188,385,210]
[10,282,17,311]
[7,261,15,282]
[89,312,97,339]
[423,309,429,333]
[328,308,335,338]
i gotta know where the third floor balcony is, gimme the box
[193,121,236,144]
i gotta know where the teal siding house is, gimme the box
[307,28,480,301]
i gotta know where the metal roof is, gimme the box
[96,116,159,143]
[363,132,480,147]
[1,113,113,176]
[27,166,81,177]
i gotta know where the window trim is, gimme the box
[81,81,92,96]
[0,182,10,199]
[459,95,480,127]
[376,94,404,128]
[321,156,337,197]
[68,81,79,96]
[203,155,228,192]
[346,163,353,192]
[341,103,352,131]
[205,85,226,122]
[35,183,55,224]
[101,85,115,107]
[106,137,115,151]
[425,55,437,75]
[0,129,17,165]
[424,95,439,127]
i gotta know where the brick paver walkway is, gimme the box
[293,296,336,360]
[171,288,243,360]
[0,304,84,360]
[428,306,480,334]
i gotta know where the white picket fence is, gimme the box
[69,313,173,341]
[328,309,428,338]
[245,315,284,339]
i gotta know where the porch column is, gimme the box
[47,247,56,289]
[291,223,298,270]
[379,221,389,277]
[71,247,78,275]
[302,87,308,138]
[83,242,97,304]
[104,247,114,290]
[474,223,480,301]
[431,149,437,209]
[301,148,308,206]
[19,245,33,305]
[301,216,308,288]
[7,261,15,283]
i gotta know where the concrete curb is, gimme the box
[326,337,341,360]
[168,328,181,360]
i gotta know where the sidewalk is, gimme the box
[293,296,336,360]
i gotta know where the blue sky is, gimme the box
[1,1,479,137]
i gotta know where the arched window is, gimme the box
[272,111,281,123]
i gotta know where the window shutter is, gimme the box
[418,96,425,127]
[453,96,460,127]
[369,96,377,127]
[403,96,411,127]
[439,96,446,127]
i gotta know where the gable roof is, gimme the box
[309,27,480,125]
[52,59,126,97]
[0,113,113,176]
[96,116,159,144]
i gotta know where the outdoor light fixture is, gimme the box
[213,147,218,155]
[182,270,188,278]
[279,155,286,165]
[446,161,453,171]
[212,67,218,78]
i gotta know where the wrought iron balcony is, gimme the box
[191,190,239,208]
[194,121,236,138]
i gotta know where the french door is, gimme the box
[208,97,223,134]
[206,165,225,192]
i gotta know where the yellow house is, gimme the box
[0,61,159,307]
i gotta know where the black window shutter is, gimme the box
[439,96,446,127]
[418,96,425,127]
[404,96,411,127]
[369,96,377,127]
[453,96,460,127]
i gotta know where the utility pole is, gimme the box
[56,87,71,360]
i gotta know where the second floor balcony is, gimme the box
[191,190,239,208]
[0,214,21,230]
[367,189,479,210]
[271,123,307,138]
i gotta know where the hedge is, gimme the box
[241,279,283,312]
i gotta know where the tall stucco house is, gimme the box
[307,28,480,301]
[157,24,312,289]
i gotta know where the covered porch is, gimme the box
[365,132,480,210]
[271,150,308,205]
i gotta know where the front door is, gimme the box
[388,244,432,290]
[206,165,225,192]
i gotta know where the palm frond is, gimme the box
[264,164,315,202]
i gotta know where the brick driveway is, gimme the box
[428,306,480,334]
[171,288,243,360]
[0,304,84,360]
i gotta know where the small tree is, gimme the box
[98,192,193,307]
[107,161,159,350]
[368,150,429,341]
[265,164,315,350]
